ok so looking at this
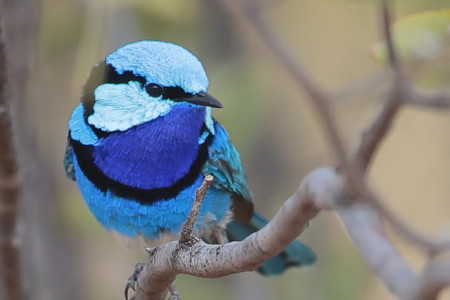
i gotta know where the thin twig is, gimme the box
[0,8,23,300]
[408,89,450,109]
[353,0,406,172]
[353,85,405,172]
[179,175,214,243]
[382,1,400,73]
[330,69,390,101]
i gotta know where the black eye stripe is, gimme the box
[104,64,146,86]
[82,61,198,126]
[161,86,193,100]
[143,83,194,100]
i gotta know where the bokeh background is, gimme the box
[11,0,450,299]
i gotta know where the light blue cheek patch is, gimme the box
[88,81,174,132]
[204,107,215,135]
[68,104,99,146]
[198,107,215,144]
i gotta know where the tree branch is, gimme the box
[348,2,450,257]
[363,191,450,256]
[408,89,450,109]
[133,168,338,300]
[353,1,406,172]
[0,6,23,300]
[412,257,450,299]
[381,1,400,73]
[337,201,416,298]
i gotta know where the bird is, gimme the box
[64,40,316,276]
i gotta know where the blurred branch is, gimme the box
[351,2,450,256]
[381,1,400,74]
[337,201,416,298]
[353,83,404,172]
[354,1,406,173]
[413,257,450,299]
[330,69,389,101]
[353,2,450,172]
[364,190,450,256]
[0,1,79,299]
[0,7,24,300]
[408,89,450,109]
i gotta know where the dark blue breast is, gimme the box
[92,104,206,190]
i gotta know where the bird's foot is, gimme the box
[169,282,180,300]
[124,263,145,300]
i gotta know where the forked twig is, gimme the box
[351,1,450,255]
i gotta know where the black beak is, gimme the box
[180,92,223,108]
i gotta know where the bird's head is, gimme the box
[81,41,222,132]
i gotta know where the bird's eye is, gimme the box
[145,84,163,98]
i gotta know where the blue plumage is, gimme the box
[65,40,315,274]
[72,154,231,239]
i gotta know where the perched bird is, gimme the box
[64,40,315,275]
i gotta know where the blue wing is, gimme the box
[64,141,76,180]
[202,121,253,222]
[65,103,98,181]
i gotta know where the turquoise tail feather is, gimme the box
[226,212,316,276]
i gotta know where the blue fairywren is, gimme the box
[64,40,315,275]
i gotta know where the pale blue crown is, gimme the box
[106,41,209,94]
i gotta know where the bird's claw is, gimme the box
[124,263,145,300]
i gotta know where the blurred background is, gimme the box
[6,0,450,299]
